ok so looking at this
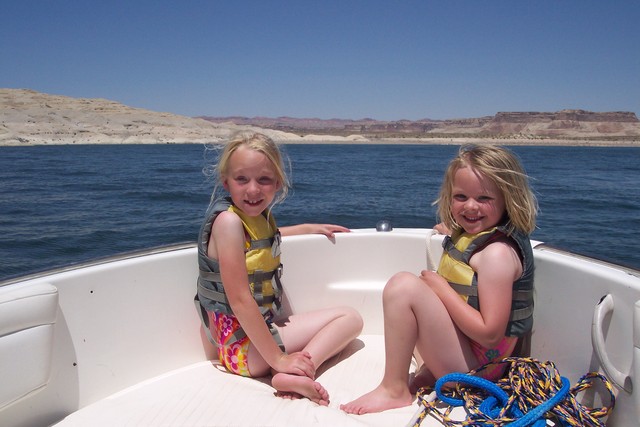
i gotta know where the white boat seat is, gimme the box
[52,334,458,427]
[0,282,58,409]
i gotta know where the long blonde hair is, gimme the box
[210,131,291,207]
[435,144,538,235]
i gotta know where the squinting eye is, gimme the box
[453,194,467,201]
[258,177,275,185]
[235,176,248,184]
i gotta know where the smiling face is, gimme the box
[222,145,280,217]
[451,166,506,235]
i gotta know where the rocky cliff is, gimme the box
[0,89,311,145]
[2,88,638,145]
[480,110,640,138]
[202,110,640,140]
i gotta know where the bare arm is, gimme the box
[420,241,521,348]
[211,211,315,377]
[279,223,350,238]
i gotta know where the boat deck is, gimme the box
[53,335,444,427]
[4,231,638,426]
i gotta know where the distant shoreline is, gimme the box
[3,89,639,148]
[2,136,639,147]
[279,137,640,147]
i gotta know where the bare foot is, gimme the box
[275,390,302,400]
[272,373,330,406]
[340,385,413,415]
[409,364,435,394]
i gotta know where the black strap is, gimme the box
[194,294,285,351]
[198,266,281,287]
[448,282,533,301]
[447,282,533,322]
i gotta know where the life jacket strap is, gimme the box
[448,282,533,323]
[198,265,282,287]
[247,237,272,251]
[448,282,533,301]
[197,265,283,309]
[197,281,278,306]
[194,295,284,351]
[193,294,248,345]
[442,231,500,263]
[247,230,281,257]
[510,305,534,322]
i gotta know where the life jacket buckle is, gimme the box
[271,230,282,257]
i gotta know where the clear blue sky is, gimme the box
[2,1,639,120]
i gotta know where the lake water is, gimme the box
[1,143,639,282]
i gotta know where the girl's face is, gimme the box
[223,146,280,216]
[451,166,505,234]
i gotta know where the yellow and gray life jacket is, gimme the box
[195,197,283,346]
[438,225,534,337]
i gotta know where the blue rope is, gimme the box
[414,358,615,427]
[435,372,571,426]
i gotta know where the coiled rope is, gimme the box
[411,357,615,427]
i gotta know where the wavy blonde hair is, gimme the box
[435,144,538,235]
[210,131,291,207]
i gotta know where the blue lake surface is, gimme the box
[1,143,639,281]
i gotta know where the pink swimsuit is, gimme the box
[470,335,518,381]
[208,311,252,376]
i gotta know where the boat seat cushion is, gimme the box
[0,282,58,409]
[52,335,447,427]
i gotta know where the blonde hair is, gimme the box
[435,144,538,235]
[210,131,291,206]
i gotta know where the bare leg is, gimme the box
[248,306,363,404]
[341,272,476,415]
[341,272,418,414]
[277,306,364,369]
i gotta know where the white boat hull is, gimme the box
[0,229,638,426]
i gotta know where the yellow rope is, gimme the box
[412,357,615,427]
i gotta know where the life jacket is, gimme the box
[438,225,534,337]
[195,197,283,345]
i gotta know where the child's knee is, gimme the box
[383,271,419,298]
[341,306,364,334]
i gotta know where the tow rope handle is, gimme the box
[591,294,633,393]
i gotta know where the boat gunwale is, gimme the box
[2,230,639,287]
[534,243,640,277]
[0,241,197,287]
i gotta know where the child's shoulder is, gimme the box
[471,238,522,274]
[483,237,520,257]
[212,209,243,232]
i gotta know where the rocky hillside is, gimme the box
[201,110,640,141]
[0,89,318,145]
[2,88,638,145]
[479,111,640,138]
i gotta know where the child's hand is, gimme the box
[275,351,316,378]
[419,270,449,296]
[280,223,350,239]
[312,224,350,238]
[433,223,452,235]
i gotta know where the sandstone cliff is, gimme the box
[0,89,315,145]
[479,110,640,138]
[202,110,640,141]
[2,88,638,145]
